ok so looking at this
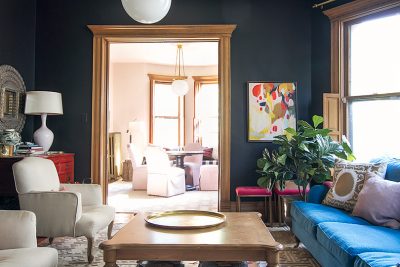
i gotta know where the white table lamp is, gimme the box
[25,91,63,152]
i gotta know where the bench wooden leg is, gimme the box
[268,196,273,225]
[236,196,241,212]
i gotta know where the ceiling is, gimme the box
[109,42,218,66]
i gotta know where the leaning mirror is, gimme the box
[0,65,26,132]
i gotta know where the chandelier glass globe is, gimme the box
[171,79,189,96]
[121,0,171,24]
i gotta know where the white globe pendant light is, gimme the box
[171,44,189,96]
[172,79,189,96]
[121,0,171,24]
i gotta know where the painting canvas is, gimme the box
[248,82,297,141]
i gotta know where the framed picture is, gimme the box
[247,81,297,142]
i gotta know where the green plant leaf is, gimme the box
[277,154,287,165]
[298,120,313,129]
[284,127,297,135]
[257,158,266,169]
[312,115,324,128]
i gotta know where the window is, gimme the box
[347,11,400,160]
[193,76,218,148]
[149,75,184,148]
[325,1,400,161]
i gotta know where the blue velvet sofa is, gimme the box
[290,159,400,267]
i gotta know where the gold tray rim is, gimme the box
[144,210,226,229]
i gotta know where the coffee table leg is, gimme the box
[266,248,281,267]
[103,250,119,267]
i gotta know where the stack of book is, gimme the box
[16,143,44,155]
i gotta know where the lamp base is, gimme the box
[33,114,54,152]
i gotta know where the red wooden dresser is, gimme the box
[0,153,75,197]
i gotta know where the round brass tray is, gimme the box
[144,210,226,229]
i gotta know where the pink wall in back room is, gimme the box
[108,62,218,161]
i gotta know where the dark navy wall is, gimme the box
[34,0,312,199]
[0,0,36,141]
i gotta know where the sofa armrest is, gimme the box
[307,184,330,204]
[62,183,102,206]
[19,191,82,237]
[0,210,37,250]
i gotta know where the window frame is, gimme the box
[148,74,186,147]
[192,75,218,145]
[324,0,400,139]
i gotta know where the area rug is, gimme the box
[42,222,319,267]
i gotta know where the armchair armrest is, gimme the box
[307,184,330,204]
[62,183,102,206]
[19,191,82,237]
[0,210,37,250]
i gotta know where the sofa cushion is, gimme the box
[370,157,400,182]
[323,160,387,211]
[290,201,370,235]
[354,252,400,267]
[352,175,400,229]
[316,222,400,266]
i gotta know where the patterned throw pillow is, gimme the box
[322,160,387,211]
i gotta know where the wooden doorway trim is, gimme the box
[88,25,236,211]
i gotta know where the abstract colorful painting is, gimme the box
[248,82,297,141]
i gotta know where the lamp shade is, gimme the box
[25,91,63,115]
[121,0,171,24]
[171,79,189,96]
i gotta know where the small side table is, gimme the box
[235,186,273,225]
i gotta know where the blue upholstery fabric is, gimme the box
[291,201,370,234]
[317,222,400,266]
[354,252,400,267]
[292,218,344,267]
[370,157,400,182]
[307,185,329,204]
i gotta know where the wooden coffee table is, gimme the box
[100,212,283,267]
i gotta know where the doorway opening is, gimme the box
[88,25,236,211]
[107,42,219,213]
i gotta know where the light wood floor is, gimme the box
[108,180,218,213]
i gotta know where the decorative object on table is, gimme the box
[0,65,26,132]
[257,115,355,200]
[322,160,387,211]
[144,210,226,229]
[248,82,297,142]
[121,0,171,24]
[15,142,44,155]
[24,91,63,152]
[0,129,21,157]
[171,44,189,96]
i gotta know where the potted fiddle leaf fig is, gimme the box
[257,115,355,200]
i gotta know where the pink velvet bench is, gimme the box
[273,181,310,225]
[235,186,273,225]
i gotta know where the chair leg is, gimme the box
[87,237,94,263]
[107,220,114,239]
[48,237,54,244]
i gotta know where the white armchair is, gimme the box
[12,157,115,263]
[145,146,185,197]
[0,210,58,267]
